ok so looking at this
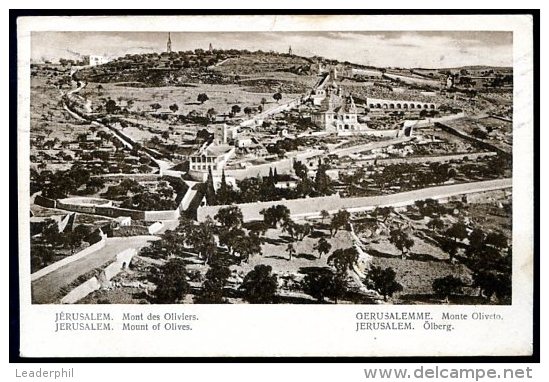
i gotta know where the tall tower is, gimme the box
[209,43,213,52]
[166,32,172,53]
[288,45,293,55]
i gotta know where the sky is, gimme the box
[31,31,513,69]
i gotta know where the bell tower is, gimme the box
[166,32,172,53]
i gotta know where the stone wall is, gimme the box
[60,248,136,304]
[198,179,512,222]
[197,194,341,222]
[34,195,56,208]
[143,209,180,221]
[91,173,161,182]
[30,237,107,282]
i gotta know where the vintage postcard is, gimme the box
[15,13,535,358]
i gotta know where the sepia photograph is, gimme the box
[13,12,536,359]
[27,29,515,306]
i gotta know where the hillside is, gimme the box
[75,50,316,87]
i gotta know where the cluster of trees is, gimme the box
[365,266,403,301]
[102,178,143,200]
[302,259,404,303]
[301,268,347,303]
[426,214,511,303]
[369,162,457,193]
[266,137,307,157]
[204,164,334,207]
[38,165,96,199]
[31,221,99,272]
[119,189,177,211]
[103,176,185,211]
[215,206,262,263]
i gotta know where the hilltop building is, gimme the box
[288,46,293,55]
[87,55,111,66]
[166,32,172,53]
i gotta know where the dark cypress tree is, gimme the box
[205,167,217,205]
[217,169,229,205]
[315,159,331,195]
[273,167,278,182]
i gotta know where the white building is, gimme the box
[213,123,238,145]
[88,55,111,66]
[188,144,236,181]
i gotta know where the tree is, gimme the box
[365,266,403,301]
[194,262,231,304]
[273,92,282,103]
[314,159,332,195]
[206,108,217,121]
[231,105,241,115]
[169,103,179,113]
[148,258,190,303]
[240,265,278,304]
[150,103,162,112]
[233,232,262,263]
[440,237,459,262]
[105,99,118,114]
[314,237,332,259]
[302,268,347,303]
[260,97,267,108]
[389,229,414,259]
[427,217,445,232]
[260,205,290,228]
[432,275,464,303]
[31,245,54,272]
[214,206,243,230]
[446,220,468,245]
[187,218,217,264]
[243,106,252,117]
[329,209,350,237]
[471,127,488,139]
[468,228,486,254]
[286,243,296,261]
[320,210,330,224]
[281,218,297,241]
[327,247,358,273]
[293,160,308,180]
[485,231,508,250]
[205,167,216,205]
[472,271,511,302]
[197,93,209,104]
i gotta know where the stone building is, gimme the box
[188,144,236,181]
[311,89,366,133]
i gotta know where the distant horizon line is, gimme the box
[30,49,513,71]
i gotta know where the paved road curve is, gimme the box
[32,236,158,304]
